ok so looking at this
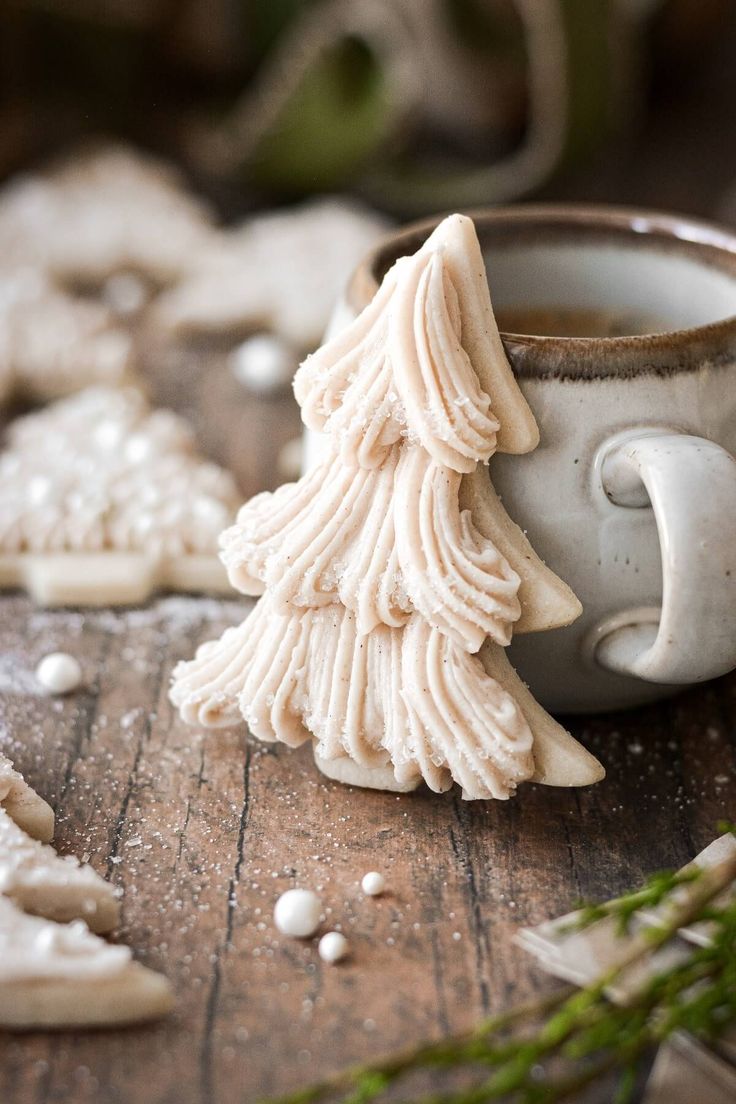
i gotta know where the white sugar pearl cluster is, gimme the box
[35,652,82,695]
[274,869,387,965]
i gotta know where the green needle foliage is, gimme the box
[266,828,736,1104]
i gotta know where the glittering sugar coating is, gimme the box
[0,268,135,405]
[0,145,214,285]
[171,598,535,801]
[0,388,239,558]
[221,444,521,652]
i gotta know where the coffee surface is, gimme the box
[496,306,666,338]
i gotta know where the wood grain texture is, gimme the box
[0,330,734,1104]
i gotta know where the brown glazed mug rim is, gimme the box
[346,203,736,380]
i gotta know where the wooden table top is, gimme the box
[0,337,734,1104]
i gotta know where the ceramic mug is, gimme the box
[307,205,736,713]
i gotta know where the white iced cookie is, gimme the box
[0,387,240,605]
[0,268,135,406]
[0,752,54,843]
[155,199,390,349]
[171,215,603,799]
[0,897,173,1030]
[0,144,214,286]
[0,807,120,933]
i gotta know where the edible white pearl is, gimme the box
[102,272,148,316]
[361,871,386,897]
[276,436,303,481]
[35,653,83,695]
[231,333,297,395]
[318,931,349,963]
[274,888,322,938]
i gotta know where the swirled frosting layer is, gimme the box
[221,444,521,652]
[294,241,500,472]
[171,599,534,800]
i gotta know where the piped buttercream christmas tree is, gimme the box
[171,215,604,799]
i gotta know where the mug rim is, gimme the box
[346,203,736,380]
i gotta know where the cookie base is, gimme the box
[313,748,421,793]
[0,963,173,1030]
[0,553,231,606]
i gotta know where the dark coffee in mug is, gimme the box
[494,307,667,338]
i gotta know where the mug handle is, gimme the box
[594,428,736,684]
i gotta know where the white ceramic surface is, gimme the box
[306,206,736,713]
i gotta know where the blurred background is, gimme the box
[2,0,736,502]
[1,0,736,222]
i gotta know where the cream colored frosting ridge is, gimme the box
[221,445,521,651]
[171,598,534,800]
[294,242,500,472]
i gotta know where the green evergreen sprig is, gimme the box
[266,831,736,1104]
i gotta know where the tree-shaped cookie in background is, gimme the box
[171,215,604,800]
[0,145,214,289]
[155,198,389,351]
[0,387,240,605]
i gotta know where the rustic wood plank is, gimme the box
[1,569,734,1103]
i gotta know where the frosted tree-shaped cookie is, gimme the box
[0,145,214,287]
[0,269,135,405]
[155,199,389,349]
[0,897,172,1029]
[0,387,240,605]
[171,215,604,799]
